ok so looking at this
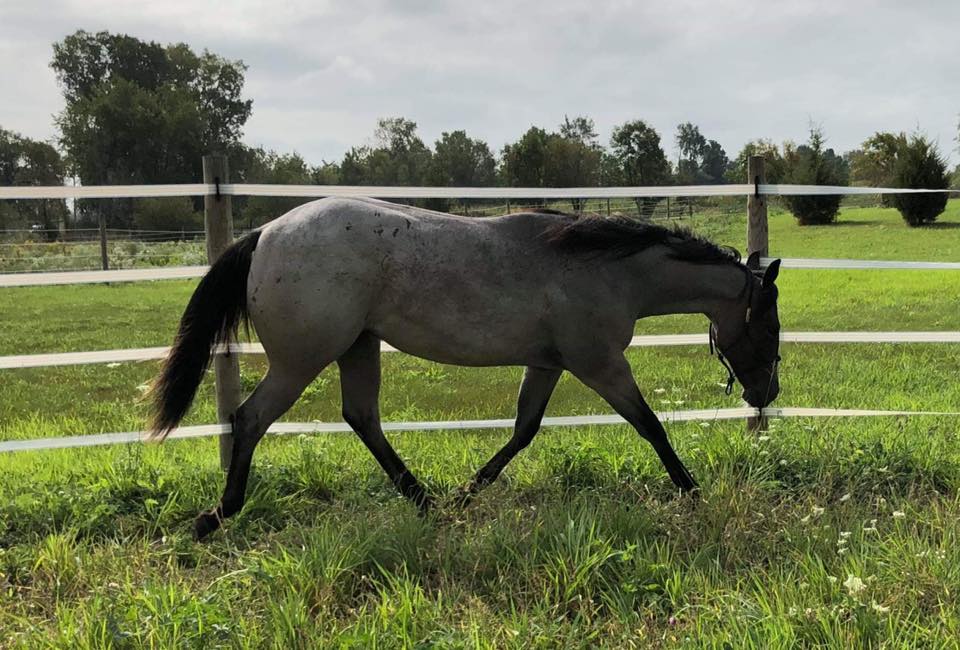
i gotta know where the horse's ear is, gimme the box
[746,251,762,271]
[763,258,781,286]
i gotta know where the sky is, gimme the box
[1,0,958,170]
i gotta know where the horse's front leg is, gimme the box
[569,353,697,492]
[458,366,562,506]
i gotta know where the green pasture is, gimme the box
[0,201,958,647]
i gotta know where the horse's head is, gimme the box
[710,252,781,408]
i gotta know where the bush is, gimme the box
[782,127,849,225]
[890,135,949,227]
[132,197,203,234]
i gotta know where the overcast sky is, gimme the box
[1,0,957,169]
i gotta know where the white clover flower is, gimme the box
[871,601,890,614]
[812,506,825,516]
[654,388,666,394]
[844,574,866,596]
[839,493,851,502]
[828,576,838,583]
[839,531,852,539]
[758,435,770,442]
[892,511,906,519]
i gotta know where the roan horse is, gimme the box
[150,197,782,540]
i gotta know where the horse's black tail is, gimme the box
[148,231,261,440]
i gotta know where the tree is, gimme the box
[847,132,904,187]
[0,127,68,236]
[699,140,730,184]
[559,115,599,148]
[890,134,949,227]
[429,130,495,187]
[427,130,495,212]
[52,30,252,226]
[500,126,550,188]
[610,120,671,216]
[726,139,785,184]
[675,122,706,178]
[782,127,849,225]
[673,123,728,187]
[339,118,432,188]
[235,149,318,227]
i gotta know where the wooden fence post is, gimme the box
[746,155,769,433]
[98,213,109,270]
[203,154,242,470]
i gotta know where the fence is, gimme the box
[1,155,957,468]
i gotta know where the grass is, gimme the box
[0,200,959,647]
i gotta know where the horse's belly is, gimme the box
[372,319,557,368]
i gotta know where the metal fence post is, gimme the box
[746,155,769,433]
[203,154,242,470]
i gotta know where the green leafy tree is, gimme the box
[429,130,495,187]
[610,120,671,216]
[848,132,905,188]
[500,126,550,188]
[0,127,68,236]
[726,139,786,184]
[559,115,599,148]
[782,127,849,225]
[236,149,318,227]
[675,122,706,180]
[51,30,252,226]
[544,117,602,210]
[890,134,949,227]
[339,118,432,188]
[427,130,495,212]
[132,197,202,233]
[699,140,730,184]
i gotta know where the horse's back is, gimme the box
[247,198,571,367]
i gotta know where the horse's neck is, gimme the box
[637,259,747,322]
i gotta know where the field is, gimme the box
[1,202,959,647]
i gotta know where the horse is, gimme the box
[149,197,782,540]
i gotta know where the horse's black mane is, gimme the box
[537,210,741,265]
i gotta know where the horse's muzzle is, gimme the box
[742,375,779,408]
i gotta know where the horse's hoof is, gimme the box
[414,493,435,516]
[453,486,476,509]
[193,509,222,541]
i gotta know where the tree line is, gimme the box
[1,30,957,236]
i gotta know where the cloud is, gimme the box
[0,0,957,168]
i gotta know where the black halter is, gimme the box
[708,268,780,395]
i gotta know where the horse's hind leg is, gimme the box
[194,366,316,540]
[338,332,432,511]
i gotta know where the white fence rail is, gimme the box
[3,257,958,288]
[3,407,959,454]
[1,182,955,201]
[2,173,957,457]
[3,332,960,370]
